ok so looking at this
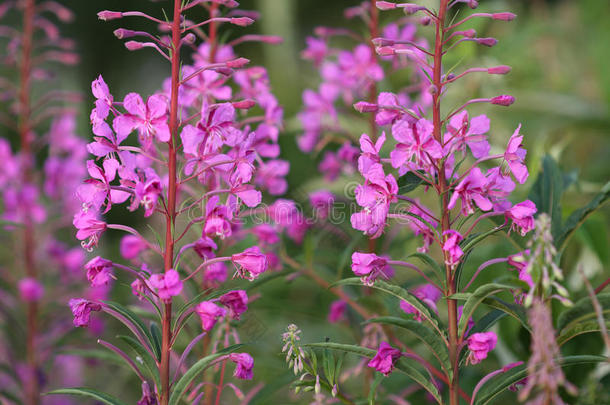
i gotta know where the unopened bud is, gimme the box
[491,95,515,106]
[468,0,479,9]
[420,16,431,26]
[372,37,394,47]
[354,101,378,113]
[376,1,397,10]
[260,35,283,45]
[233,99,256,109]
[97,11,122,21]
[226,57,250,68]
[125,41,144,51]
[475,37,498,47]
[113,28,135,39]
[182,33,196,45]
[428,85,438,95]
[222,0,239,7]
[230,17,254,27]
[446,73,455,81]
[462,29,476,38]
[376,46,395,56]
[214,67,234,76]
[402,4,425,15]
[488,65,512,75]
[493,12,516,21]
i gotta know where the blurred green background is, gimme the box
[5,0,610,403]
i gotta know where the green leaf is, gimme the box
[528,155,564,237]
[406,252,444,283]
[249,374,296,405]
[557,320,610,346]
[398,171,429,193]
[481,297,531,332]
[169,344,245,405]
[473,355,608,405]
[117,335,160,387]
[102,301,158,360]
[557,293,610,332]
[45,388,129,405]
[150,323,162,360]
[332,278,443,333]
[365,316,451,376]
[555,181,610,252]
[461,226,506,254]
[470,310,506,335]
[458,283,521,337]
[305,342,442,404]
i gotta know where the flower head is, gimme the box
[367,342,402,376]
[328,300,347,323]
[18,278,44,302]
[195,301,227,331]
[229,352,254,380]
[85,256,114,287]
[231,246,268,280]
[351,252,389,286]
[149,269,183,302]
[506,200,536,236]
[442,230,464,266]
[69,298,101,327]
[466,332,497,364]
[219,290,248,320]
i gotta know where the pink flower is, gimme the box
[445,111,491,159]
[442,230,464,266]
[251,224,280,245]
[318,151,342,181]
[302,36,328,66]
[406,202,438,253]
[69,298,101,327]
[351,163,397,239]
[114,93,170,148]
[309,190,334,220]
[400,284,441,321]
[504,125,528,184]
[375,92,404,126]
[508,250,533,288]
[18,278,44,302]
[448,167,493,216]
[73,209,107,251]
[91,75,113,121]
[204,196,233,239]
[506,200,536,236]
[231,246,268,280]
[195,301,227,331]
[204,262,228,286]
[351,252,389,286]
[255,159,289,195]
[120,235,147,260]
[328,300,347,323]
[357,132,385,176]
[229,353,254,380]
[390,118,442,173]
[466,332,497,364]
[193,236,218,259]
[85,256,114,287]
[219,290,248,320]
[367,342,402,376]
[180,102,238,157]
[149,270,183,302]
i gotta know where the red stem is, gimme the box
[160,1,182,404]
[432,1,461,405]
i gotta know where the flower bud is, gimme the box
[446,73,456,81]
[376,46,395,56]
[488,65,512,75]
[354,101,379,113]
[259,35,283,44]
[428,85,438,95]
[231,17,255,27]
[214,67,234,76]
[420,16,431,26]
[491,95,515,106]
[125,41,144,51]
[226,57,250,68]
[97,11,122,21]
[372,37,394,47]
[376,1,397,10]
[493,12,516,21]
[402,4,425,15]
[182,33,196,45]
[113,28,136,39]
[475,37,498,47]
[233,99,256,109]
[468,0,479,9]
[462,29,476,38]
[222,0,239,7]
[18,278,44,302]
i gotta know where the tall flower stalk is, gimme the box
[58,0,287,403]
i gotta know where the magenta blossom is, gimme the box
[351,252,389,286]
[231,246,268,280]
[203,262,228,286]
[193,236,218,259]
[69,298,101,327]
[73,209,107,251]
[18,278,44,302]
[91,74,113,121]
[219,290,248,320]
[390,118,442,173]
[309,190,335,220]
[445,111,491,159]
[367,342,402,376]
[466,332,497,364]
[448,167,492,216]
[328,300,347,323]
[204,196,233,239]
[229,352,254,380]
[508,250,533,288]
[506,200,536,236]
[85,256,114,287]
[442,230,464,266]
[149,269,183,302]
[400,284,441,322]
[120,235,147,260]
[195,301,227,331]
[504,124,528,184]
[114,92,170,149]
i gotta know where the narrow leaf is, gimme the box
[45,388,129,405]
